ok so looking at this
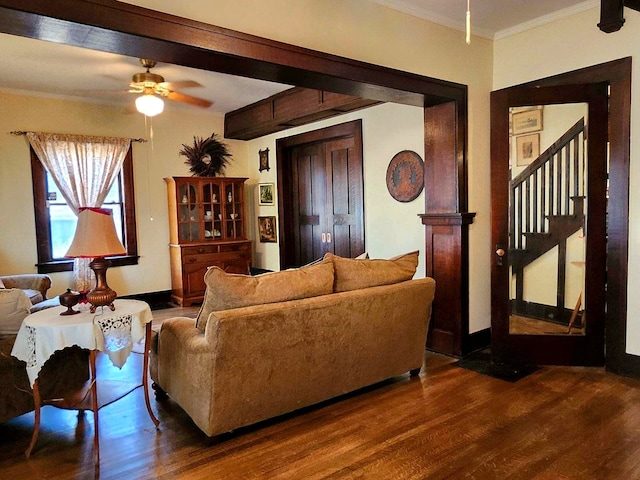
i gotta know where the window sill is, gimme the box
[36,255,140,274]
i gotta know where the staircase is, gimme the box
[509,118,586,321]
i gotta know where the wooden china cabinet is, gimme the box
[165,177,251,306]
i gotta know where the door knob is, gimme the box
[495,246,506,266]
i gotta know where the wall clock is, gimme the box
[385,150,425,202]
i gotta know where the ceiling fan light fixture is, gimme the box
[136,93,164,116]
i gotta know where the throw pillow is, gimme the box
[325,250,419,292]
[195,259,334,331]
[0,288,32,337]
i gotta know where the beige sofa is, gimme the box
[0,273,52,306]
[151,252,435,437]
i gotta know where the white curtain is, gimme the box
[27,133,131,291]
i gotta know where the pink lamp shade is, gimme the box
[65,207,125,313]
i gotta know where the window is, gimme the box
[31,147,138,273]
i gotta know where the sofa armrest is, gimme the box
[1,274,52,300]
[159,317,213,353]
[155,317,217,433]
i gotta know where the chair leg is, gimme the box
[89,350,100,467]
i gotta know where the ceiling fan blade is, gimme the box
[160,80,203,90]
[71,89,131,96]
[167,91,213,108]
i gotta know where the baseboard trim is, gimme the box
[463,328,491,356]
[608,352,640,380]
[119,290,174,309]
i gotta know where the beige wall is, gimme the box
[1,0,493,332]
[247,103,426,275]
[122,0,495,333]
[494,7,640,354]
[0,90,248,297]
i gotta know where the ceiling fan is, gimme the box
[128,59,213,116]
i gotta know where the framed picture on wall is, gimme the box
[258,148,270,172]
[258,216,277,243]
[512,108,543,135]
[258,183,275,206]
[515,133,540,166]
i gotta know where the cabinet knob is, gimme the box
[495,248,505,257]
[198,248,205,253]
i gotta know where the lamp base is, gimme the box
[88,257,118,313]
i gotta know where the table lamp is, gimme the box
[65,207,126,313]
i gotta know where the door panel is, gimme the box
[490,82,608,366]
[278,120,365,269]
[291,143,326,265]
[325,137,364,258]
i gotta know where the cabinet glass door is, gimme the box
[178,183,199,242]
[224,181,243,239]
[202,181,222,239]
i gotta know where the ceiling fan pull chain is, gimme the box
[466,0,471,44]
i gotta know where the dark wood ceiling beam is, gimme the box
[624,0,640,11]
[598,0,625,32]
[0,0,465,107]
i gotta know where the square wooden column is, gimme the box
[421,101,477,357]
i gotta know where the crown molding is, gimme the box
[494,1,598,40]
[370,0,598,41]
[370,0,494,39]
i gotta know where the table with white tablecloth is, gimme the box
[11,299,159,465]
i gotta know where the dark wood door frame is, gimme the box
[0,0,472,358]
[491,58,632,375]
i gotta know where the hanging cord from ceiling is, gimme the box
[466,0,471,44]
[144,114,155,222]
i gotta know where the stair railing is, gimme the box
[510,118,585,250]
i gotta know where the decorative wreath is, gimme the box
[179,133,232,177]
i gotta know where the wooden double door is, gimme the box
[277,120,365,268]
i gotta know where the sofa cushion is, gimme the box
[23,289,44,305]
[0,289,32,338]
[325,251,419,292]
[195,259,334,331]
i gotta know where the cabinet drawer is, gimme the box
[184,251,249,266]
[219,242,251,253]
[182,244,219,256]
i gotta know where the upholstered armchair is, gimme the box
[0,274,52,305]
[0,340,89,424]
[0,279,89,424]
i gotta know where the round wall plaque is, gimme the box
[385,150,425,202]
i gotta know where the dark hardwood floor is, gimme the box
[2,308,640,479]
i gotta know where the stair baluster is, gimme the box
[509,118,586,321]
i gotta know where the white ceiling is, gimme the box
[371,0,597,39]
[0,33,292,116]
[0,1,598,114]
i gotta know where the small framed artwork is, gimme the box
[258,148,270,172]
[258,183,275,206]
[515,133,540,166]
[512,108,543,135]
[258,216,277,243]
